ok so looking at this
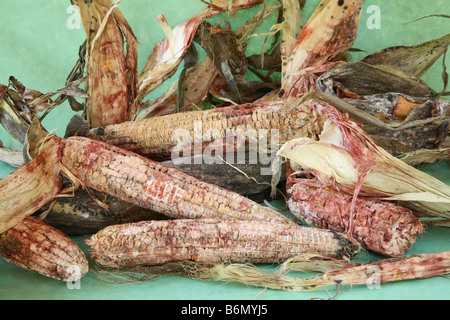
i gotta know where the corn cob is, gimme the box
[162,154,284,202]
[87,218,360,268]
[60,136,294,226]
[308,251,450,289]
[87,99,322,160]
[0,217,88,281]
[287,180,424,257]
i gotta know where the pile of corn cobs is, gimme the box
[0,0,449,294]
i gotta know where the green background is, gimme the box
[0,0,449,300]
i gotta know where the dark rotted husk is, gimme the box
[316,62,449,154]
[162,154,286,202]
[40,186,168,236]
[317,61,436,97]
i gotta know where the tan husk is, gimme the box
[281,0,365,97]
[72,0,138,127]
[0,139,63,234]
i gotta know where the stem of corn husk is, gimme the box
[271,97,450,220]
[93,251,450,293]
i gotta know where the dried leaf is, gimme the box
[281,0,365,97]
[72,0,138,127]
[137,56,217,119]
[317,61,436,97]
[362,33,450,78]
[134,12,209,116]
[0,137,63,234]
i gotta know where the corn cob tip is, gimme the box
[62,261,89,282]
[0,218,89,282]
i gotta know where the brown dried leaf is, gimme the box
[72,0,138,127]
[362,33,450,79]
[0,137,63,234]
[281,0,365,97]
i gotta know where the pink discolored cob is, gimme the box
[312,251,450,288]
[87,218,360,268]
[60,136,294,226]
[0,217,88,281]
[287,180,424,257]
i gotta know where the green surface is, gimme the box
[0,0,449,300]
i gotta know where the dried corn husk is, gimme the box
[134,1,241,115]
[0,83,31,144]
[314,86,450,154]
[0,77,87,144]
[137,56,216,119]
[316,33,450,155]
[281,0,365,97]
[397,148,450,167]
[0,145,23,168]
[136,2,279,117]
[272,98,450,219]
[134,13,206,115]
[41,187,168,235]
[317,61,436,98]
[0,139,63,234]
[361,33,450,79]
[72,0,138,127]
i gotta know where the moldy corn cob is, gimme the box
[287,180,424,257]
[87,99,322,160]
[0,217,88,281]
[60,136,294,225]
[87,218,360,268]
